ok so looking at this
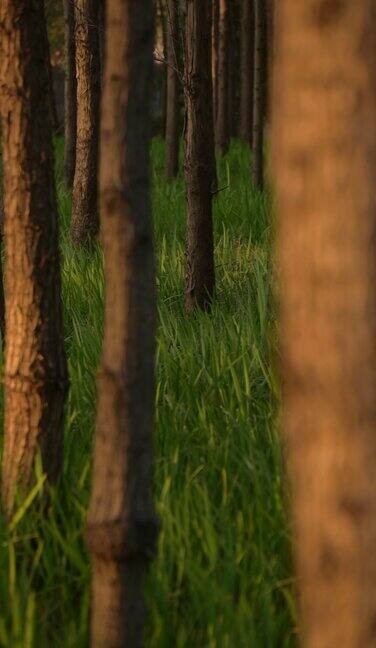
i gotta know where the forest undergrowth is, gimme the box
[0,139,295,647]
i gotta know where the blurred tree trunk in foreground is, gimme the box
[165,0,180,179]
[0,0,68,515]
[184,0,216,313]
[63,0,77,189]
[86,1,158,646]
[273,2,376,646]
[71,0,100,245]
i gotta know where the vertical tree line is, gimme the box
[71,0,101,245]
[184,0,216,313]
[273,0,376,645]
[0,0,68,514]
[86,1,158,646]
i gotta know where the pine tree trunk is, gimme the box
[240,0,254,144]
[184,0,215,313]
[216,0,229,153]
[71,0,100,246]
[63,0,77,189]
[86,1,157,646]
[43,17,61,135]
[0,0,68,515]
[252,0,267,189]
[212,0,219,128]
[165,0,180,179]
[273,2,376,646]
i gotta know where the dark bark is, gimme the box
[216,0,230,153]
[240,0,254,144]
[63,0,77,189]
[0,0,68,515]
[252,0,267,189]
[165,0,180,179]
[86,1,157,646]
[273,1,376,645]
[43,15,61,135]
[71,0,100,246]
[212,0,219,127]
[184,0,215,313]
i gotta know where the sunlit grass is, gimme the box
[0,138,295,647]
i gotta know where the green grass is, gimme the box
[0,138,295,647]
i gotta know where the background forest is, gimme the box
[1,1,375,648]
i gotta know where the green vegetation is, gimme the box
[0,139,295,647]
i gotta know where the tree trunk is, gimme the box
[86,1,157,646]
[0,0,68,515]
[216,0,229,154]
[240,0,254,144]
[184,0,215,313]
[212,0,219,128]
[71,0,100,246]
[43,16,61,135]
[165,0,180,179]
[273,2,376,647]
[63,0,77,189]
[252,0,267,189]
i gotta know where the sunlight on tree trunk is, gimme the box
[273,2,376,646]
[71,0,100,246]
[0,0,68,515]
[86,1,158,646]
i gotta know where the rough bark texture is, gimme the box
[165,0,180,179]
[216,0,229,153]
[63,0,77,189]
[240,0,254,144]
[212,0,219,127]
[273,2,376,647]
[252,0,267,188]
[86,1,157,646]
[184,0,215,313]
[0,0,68,515]
[71,0,100,245]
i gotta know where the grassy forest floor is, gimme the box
[0,139,295,647]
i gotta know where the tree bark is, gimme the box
[212,0,219,128]
[184,0,216,313]
[165,0,180,179]
[86,1,158,646]
[252,0,267,189]
[71,0,100,246]
[63,0,77,189]
[240,0,254,144]
[216,0,230,153]
[273,2,376,647]
[0,0,68,515]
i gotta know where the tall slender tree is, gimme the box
[0,0,68,515]
[63,0,77,189]
[252,0,267,188]
[184,0,216,313]
[212,0,219,129]
[240,0,254,144]
[165,0,180,179]
[86,1,158,646]
[71,0,101,245]
[216,0,229,153]
[273,1,376,646]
